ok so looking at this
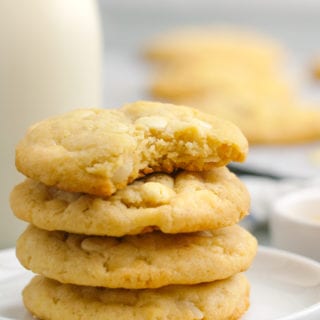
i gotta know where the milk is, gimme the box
[0,0,102,248]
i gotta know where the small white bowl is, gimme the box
[270,187,320,261]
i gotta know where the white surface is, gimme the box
[243,247,320,320]
[270,188,320,261]
[0,247,319,320]
[99,0,320,61]
[240,175,320,230]
[233,142,320,179]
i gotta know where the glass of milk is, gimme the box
[0,0,102,248]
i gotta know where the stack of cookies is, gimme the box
[11,101,257,320]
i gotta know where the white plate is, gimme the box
[0,246,319,320]
[243,247,320,320]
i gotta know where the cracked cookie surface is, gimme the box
[11,167,249,236]
[23,273,249,320]
[16,225,257,289]
[15,101,248,196]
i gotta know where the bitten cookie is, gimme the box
[23,274,250,320]
[11,167,250,236]
[16,101,248,196]
[16,224,257,289]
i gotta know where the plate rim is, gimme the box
[248,246,320,320]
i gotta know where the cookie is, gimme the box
[150,64,293,102]
[182,94,320,144]
[11,167,250,236]
[16,224,257,289]
[23,273,250,320]
[15,101,248,196]
[145,27,284,69]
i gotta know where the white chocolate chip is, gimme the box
[112,123,130,133]
[112,159,133,183]
[191,119,212,130]
[81,237,119,253]
[178,301,203,319]
[197,230,213,238]
[141,182,175,205]
[135,116,168,130]
[77,110,96,119]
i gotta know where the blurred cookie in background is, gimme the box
[145,26,320,145]
[177,94,320,144]
[150,62,294,102]
[145,26,285,70]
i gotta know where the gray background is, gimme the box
[97,0,320,106]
